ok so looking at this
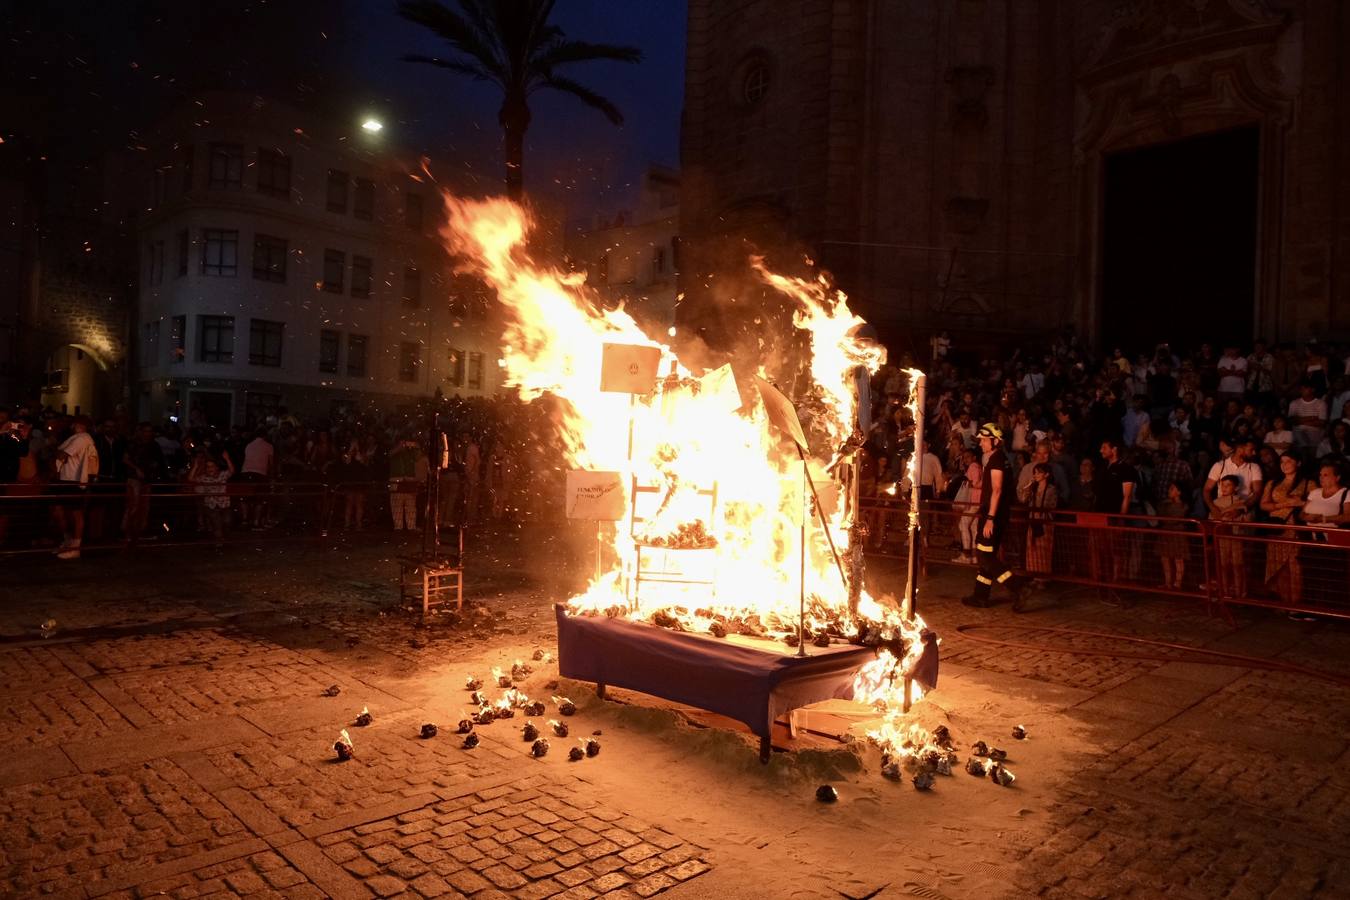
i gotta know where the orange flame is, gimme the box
[440,195,930,741]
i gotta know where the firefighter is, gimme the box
[961,423,1028,610]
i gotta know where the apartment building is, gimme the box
[565,165,679,335]
[135,93,501,428]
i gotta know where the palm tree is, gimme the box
[397,0,642,200]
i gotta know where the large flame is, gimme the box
[440,195,931,757]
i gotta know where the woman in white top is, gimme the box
[1302,462,1350,528]
[1300,462,1350,613]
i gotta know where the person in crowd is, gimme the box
[961,423,1027,610]
[1246,340,1276,406]
[1315,421,1349,459]
[1304,342,1331,397]
[953,447,982,564]
[1018,460,1058,586]
[1204,437,1262,518]
[1155,481,1190,590]
[1092,438,1137,592]
[1329,375,1350,424]
[952,408,977,450]
[387,437,428,533]
[306,430,336,480]
[122,422,164,546]
[1211,474,1249,600]
[339,434,371,530]
[1302,461,1350,530]
[1289,382,1328,452]
[239,429,275,529]
[1122,397,1150,448]
[1216,345,1248,406]
[1261,453,1308,608]
[188,450,235,544]
[52,415,97,559]
[1264,415,1294,457]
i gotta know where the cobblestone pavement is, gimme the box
[4,534,1350,898]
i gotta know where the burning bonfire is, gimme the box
[440,195,941,768]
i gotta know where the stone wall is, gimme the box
[680,0,1350,353]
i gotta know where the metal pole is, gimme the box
[847,366,870,617]
[903,371,926,622]
[798,457,807,658]
[901,371,925,714]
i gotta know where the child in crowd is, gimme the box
[189,451,235,544]
[1155,481,1190,589]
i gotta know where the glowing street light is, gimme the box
[361,118,383,134]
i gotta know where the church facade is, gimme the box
[679,0,1349,355]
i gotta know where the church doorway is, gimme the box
[1100,126,1259,354]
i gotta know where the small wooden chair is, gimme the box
[398,527,464,619]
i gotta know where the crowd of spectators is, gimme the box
[0,396,569,558]
[862,330,1350,604]
[4,329,1349,586]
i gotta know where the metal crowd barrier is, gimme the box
[862,497,1350,620]
[0,477,527,557]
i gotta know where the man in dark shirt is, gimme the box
[961,423,1028,611]
[1092,438,1138,589]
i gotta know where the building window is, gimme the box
[252,234,288,283]
[405,193,423,230]
[351,255,372,299]
[353,177,375,220]
[467,351,483,390]
[248,318,284,367]
[198,315,235,363]
[141,321,160,368]
[256,148,291,198]
[245,392,280,428]
[208,142,243,189]
[447,347,465,387]
[402,266,421,307]
[179,144,195,193]
[201,229,239,276]
[742,62,770,105]
[399,342,421,383]
[323,249,345,293]
[148,240,165,285]
[151,168,167,207]
[326,169,349,213]
[347,334,368,377]
[176,229,189,277]
[653,245,667,276]
[319,330,340,374]
[170,315,186,363]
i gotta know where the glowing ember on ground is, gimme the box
[440,195,935,764]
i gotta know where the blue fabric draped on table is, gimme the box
[555,604,880,746]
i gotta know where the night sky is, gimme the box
[351,1,687,224]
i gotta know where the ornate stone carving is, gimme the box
[1083,0,1290,80]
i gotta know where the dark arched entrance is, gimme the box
[1101,126,1260,352]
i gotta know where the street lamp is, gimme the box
[361,118,383,134]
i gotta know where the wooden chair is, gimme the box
[398,526,464,619]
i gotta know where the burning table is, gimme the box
[555,605,876,762]
[440,194,936,766]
